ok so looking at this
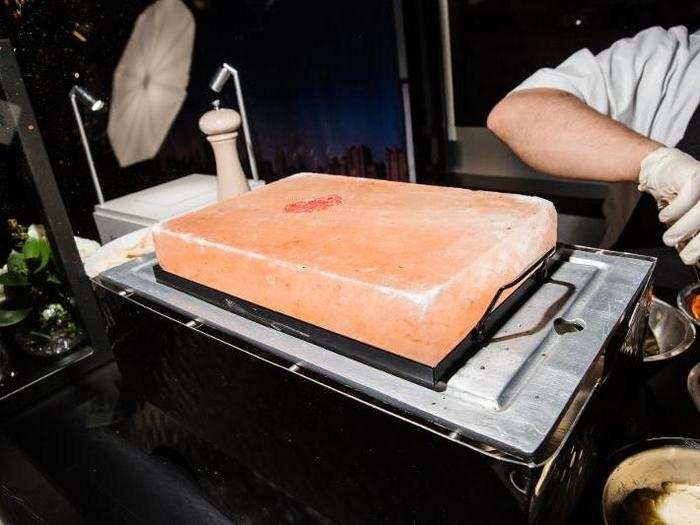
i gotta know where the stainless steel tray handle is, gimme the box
[474,247,556,341]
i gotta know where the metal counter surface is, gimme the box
[96,245,654,460]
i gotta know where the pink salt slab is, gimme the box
[153,173,556,368]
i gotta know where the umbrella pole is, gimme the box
[70,90,105,205]
[217,64,259,181]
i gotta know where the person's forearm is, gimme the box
[487,88,662,182]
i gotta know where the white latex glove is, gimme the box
[638,147,700,264]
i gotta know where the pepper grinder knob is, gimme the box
[199,105,250,200]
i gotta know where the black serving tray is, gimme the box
[153,248,555,390]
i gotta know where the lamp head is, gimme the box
[71,85,104,112]
[209,65,231,93]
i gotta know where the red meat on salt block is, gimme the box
[153,173,556,370]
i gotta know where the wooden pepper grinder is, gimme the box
[199,100,250,200]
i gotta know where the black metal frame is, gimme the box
[152,247,555,390]
[0,38,111,411]
[401,0,449,180]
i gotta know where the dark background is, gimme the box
[1,0,406,239]
[3,0,700,241]
[451,0,700,126]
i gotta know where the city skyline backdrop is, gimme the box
[158,0,408,183]
[256,143,408,182]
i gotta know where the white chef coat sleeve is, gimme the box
[512,26,693,137]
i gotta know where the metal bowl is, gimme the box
[688,362,700,411]
[678,282,700,326]
[602,439,700,524]
[644,296,696,362]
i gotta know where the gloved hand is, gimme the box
[638,147,700,264]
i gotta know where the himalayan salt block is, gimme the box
[153,173,556,371]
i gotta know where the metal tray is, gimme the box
[96,245,654,460]
[152,248,554,390]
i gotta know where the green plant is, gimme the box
[0,220,77,343]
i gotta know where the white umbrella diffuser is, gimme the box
[107,0,195,167]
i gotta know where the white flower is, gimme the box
[27,224,46,239]
[41,303,66,322]
[74,236,101,261]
